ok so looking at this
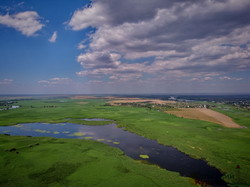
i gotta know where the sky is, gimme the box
[0,0,250,94]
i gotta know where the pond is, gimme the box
[0,122,227,187]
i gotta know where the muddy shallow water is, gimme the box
[0,122,227,187]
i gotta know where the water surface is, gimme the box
[82,118,112,121]
[0,123,227,187]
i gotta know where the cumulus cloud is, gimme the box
[69,0,250,83]
[0,11,44,36]
[68,3,110,30]
[77,51,121,69]
[220,76,243,81]
[38,77,71,87]
[77,42,86,50]
[76,51,147,81]
[48,31,57,43]
[0,79,13,85]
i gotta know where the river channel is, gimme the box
[0,122,228,187]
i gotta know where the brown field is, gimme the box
[109,98,176,105]
[166,108,241,128]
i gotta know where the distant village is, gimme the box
[112,101,212,111]
[0,101,20,111]
[107,96,250,111]
[222,100,250,110]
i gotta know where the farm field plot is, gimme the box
[109,98,176,105]
[166,108,242,128]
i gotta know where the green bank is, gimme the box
[0,135,195,186]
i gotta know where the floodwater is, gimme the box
[0,123,227,187]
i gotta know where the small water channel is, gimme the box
[82,118,112,121]
[0,122,227,187]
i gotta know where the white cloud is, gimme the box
[77,51,121,69]
[0,11,44,36]
[48,31,57,43]
[204,77,213,81]
[124,50,183,60]
[68,3,110,30]
[69,0,250,86]
[38,77,71,87]
[78,43,86,50]
[220,76,243,81]
[0,79,13,85]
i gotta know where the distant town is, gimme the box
[106,95,250,110]
[0,101,20,111]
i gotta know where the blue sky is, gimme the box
[0,0,250,94]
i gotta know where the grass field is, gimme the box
[0,135,195,186]
[0,97,250,186]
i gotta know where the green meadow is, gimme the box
[0,98,250,186]
[0,136,194,187]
